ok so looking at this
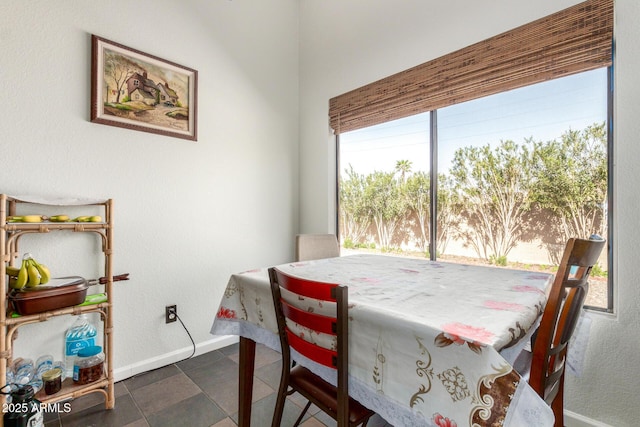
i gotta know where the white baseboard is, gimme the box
[112,335,239,382]
[565,410,613,427]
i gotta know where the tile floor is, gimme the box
[41,343,393,427]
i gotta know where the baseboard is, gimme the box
[112,335,239,382]
[565,410,613,427]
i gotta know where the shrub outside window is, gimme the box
[338,68,611,311]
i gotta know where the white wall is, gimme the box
[298,1,640,426]
[3,1,638,425]
[0,0,299,376]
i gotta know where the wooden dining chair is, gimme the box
[514,236,605,427]
[295,234,340,261]
[268,267,374,427]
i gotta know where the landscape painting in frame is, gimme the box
[91,35,197,141]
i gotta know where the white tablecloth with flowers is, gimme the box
[211,254,555,427]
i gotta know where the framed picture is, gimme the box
[91,35,198,141]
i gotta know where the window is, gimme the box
[339,113,431,252]
[338,67,611,310]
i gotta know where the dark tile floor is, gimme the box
[42,343,392,427]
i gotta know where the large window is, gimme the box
[338,67,611,310]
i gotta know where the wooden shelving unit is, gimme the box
[0,194,114,412]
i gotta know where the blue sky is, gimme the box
[340,67,608,175]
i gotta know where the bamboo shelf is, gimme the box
[0,194,115,420]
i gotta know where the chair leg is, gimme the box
[271,388,288,427]
[551,395,563,427]
[292,400,312,427]
[551,377,565,427]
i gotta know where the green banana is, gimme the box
[49,215,70,222]
[68,215,102,222]
[31,258,50,284]
[5,266,22,276]
[26,259,41,287]
[15,259,29,289]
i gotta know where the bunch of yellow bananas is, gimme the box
[5,253,51,289]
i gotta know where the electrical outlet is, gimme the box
[166,305,177,323]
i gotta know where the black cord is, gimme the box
[127,311,196,380]
[175,311,196,360]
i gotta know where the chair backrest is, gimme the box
[269,267,349,423]
[529,237,605,405]
[295,234,340,261]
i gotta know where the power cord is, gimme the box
[128,311,196,380]
[174,311,196,361]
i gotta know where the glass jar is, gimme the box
[42,368,62,395]
[73,346,104,385]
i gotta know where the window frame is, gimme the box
[335,66,614,312]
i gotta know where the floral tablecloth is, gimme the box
[211,254,555,427]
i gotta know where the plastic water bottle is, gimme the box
[64,314,97,378]
[35,355,53,379]
[13,359,34,385]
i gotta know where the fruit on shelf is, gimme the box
[5,253,51,289]
[8,277,18,289]
[14,260,29,289]
[31,258,50,285]
[3,214,102,223]
[72,215,102,222]
[26,260,41,287]
[6,215,44,223]
[5,266,22,276]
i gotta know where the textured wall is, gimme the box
[0,0,299,377]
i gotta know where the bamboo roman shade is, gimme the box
[329,0,613,134]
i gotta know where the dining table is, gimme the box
[210,254,556,427]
